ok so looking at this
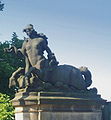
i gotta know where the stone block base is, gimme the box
[12,92,105,120]
[40,112,102,120]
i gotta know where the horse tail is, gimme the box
[79,66,92,87]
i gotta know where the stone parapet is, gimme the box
[12,92,106,120]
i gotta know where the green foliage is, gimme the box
[8,32,24,68]
[0,32,24,94]
[0,93,14,120]
[10,32,23,49]
[0,1,4,11]
[0,42,14,93]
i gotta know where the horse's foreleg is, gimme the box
[24,67,41,87]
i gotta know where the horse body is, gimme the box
[47,65,92,90]
[9,64,92,91]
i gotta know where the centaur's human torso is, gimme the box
[22,37,48,71]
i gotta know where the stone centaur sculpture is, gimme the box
[6,24,92,92]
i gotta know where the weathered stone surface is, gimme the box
[102,102,111,120]
[12,92,105,120]
[7,24,93,92]
[40,112,102,120]
[5,25,107,120]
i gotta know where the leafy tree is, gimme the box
[0,33,24,95]
[8,32,24,68]
[10,32,23,49]
[0,41,14,94]
[0,33,24,119]
[0,93,14,120]
[0,1,4,11]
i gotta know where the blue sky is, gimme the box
[0,0,111,100]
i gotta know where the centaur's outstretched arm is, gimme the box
[4,40,31,74]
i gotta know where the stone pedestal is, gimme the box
[12,92,105,120]
[102,102,111,120]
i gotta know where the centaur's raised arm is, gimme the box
[4,39,26,58]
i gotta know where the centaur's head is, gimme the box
[23,24,38,39]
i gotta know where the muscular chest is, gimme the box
[25,38,45,51]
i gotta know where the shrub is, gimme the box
[0,93,14,120]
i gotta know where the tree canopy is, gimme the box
[0,32,24,95]
[0,1,4,11]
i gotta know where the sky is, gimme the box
[0,0,111,100]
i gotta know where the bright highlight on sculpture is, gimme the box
[5,24,95,93]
